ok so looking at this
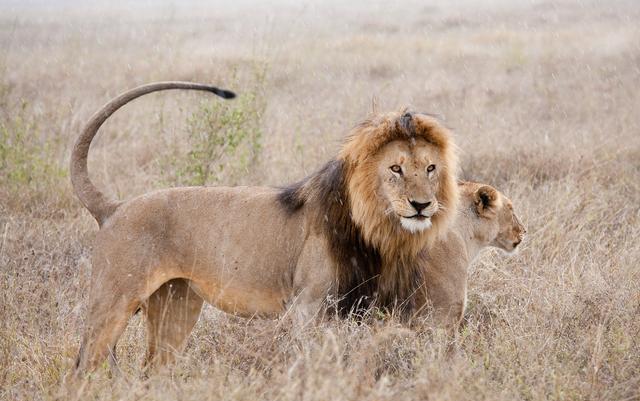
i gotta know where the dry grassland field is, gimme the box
[1,0,639,400]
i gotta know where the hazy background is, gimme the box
[1,1,639,400]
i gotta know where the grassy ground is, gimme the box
[1,1,639,400]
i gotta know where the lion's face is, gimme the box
[472,184,526,253]
[342,111,459,258]
[377,139,445,233]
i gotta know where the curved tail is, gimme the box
[70,81,236,226]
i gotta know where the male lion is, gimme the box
[418,181,526,329]
[69,82,459,376]
[146,183,526,366]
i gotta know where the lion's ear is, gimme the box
[474,185,499,217]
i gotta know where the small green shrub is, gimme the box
[164,65,266,186]
[0,100,66,193]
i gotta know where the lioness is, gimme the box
[418,181,526,328]
[70,82,459,376]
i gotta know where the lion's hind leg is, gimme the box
[73,279,142,379]
[72,240,180,379]
[143,278,204,370]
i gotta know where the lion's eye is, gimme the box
[426,164,436,173]
[390,165,402,174]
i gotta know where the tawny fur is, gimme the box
[69,83,459,376]
[145,181,526,367]
[416,181,526,329]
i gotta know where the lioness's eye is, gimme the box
[427,164,436,173]
[390,165,402,174]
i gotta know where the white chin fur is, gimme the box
[400,217,432,233]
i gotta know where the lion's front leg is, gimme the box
[288,234,334,329]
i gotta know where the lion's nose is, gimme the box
[513,238,522,247]
[409,200,431,213]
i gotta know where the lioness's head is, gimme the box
[465,182,526,253]
[340,110,459,256]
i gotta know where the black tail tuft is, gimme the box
[212,88,236,99]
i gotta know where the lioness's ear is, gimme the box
[474,185,499,217]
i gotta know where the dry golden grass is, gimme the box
[1,1,639,400]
